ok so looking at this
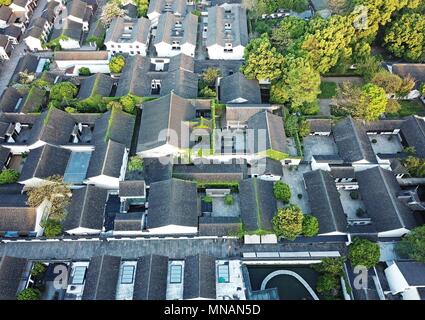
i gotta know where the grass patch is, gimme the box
[386,100,425,118]
[319,81,338,99]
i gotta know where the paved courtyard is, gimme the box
[212,195,240,218]
[339,190,367,220]
[369,134,403,155]
[281,164,311,214]
[303,135,338,161]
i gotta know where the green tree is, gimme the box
[348,238,380,269]
[316,273,340,297]
[128,156,144,172]
[272,205,304,240]
[0,0,12,5]
[0,169,20,184]
[17,288,41,300]
[385,99,401,114]
[398,74,416,96]
[271,16,307,52]
[224,194,234,205]
[402,156,425,177]
[42,219,62,237]
[100,1,125,26]
[384,13,425,62]
[284,114,299,137]
[109,55,126,73]
[120,95,137,114]
[298,119,311,138]
[31,262,47,278]
[270,55,320,109]
[273,181,291,203]
[202,68,221,85]
[397,225,425,262]
[302,215,319,237]
[49,82,78,103]
[242,34,284,82]
[313,257,346,276]
[78,67,91,76]
[134,0,149,17]
[371,70,403,94]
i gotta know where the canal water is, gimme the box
[247,265,319,300]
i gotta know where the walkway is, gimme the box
[260,270,319,300]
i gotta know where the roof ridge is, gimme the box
[77,186,90,227]
[319,170,339,230]
[93,255,105,299]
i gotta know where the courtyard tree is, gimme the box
[100,1,126,26]
[273,181,291,203]
[316,273,340,298]
[242,34,285,82]
[120,95,137,114]
[272,205,304,240]
[17,288,41,300]
[128,156,144,172]
[302,214,319,237]
[313,257,346,276]
[0,169,20,184]
[402,156,425,177]
[271,16,307,52]
[371,71,403,94]
[49,82,78,106]
[202,68,221,85]
[348,238,380,269]
[109,55,126,73]
[397,225,425,263]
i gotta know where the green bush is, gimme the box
[273,181,291,203]
[0,169,20,184]
[350,191,359,200]
[109,55,126,73]
[302,215,319,237]
[17,288,41,300]
[224,194,234,206]
[313,257,346,277]
[31,262,47,278]
[128,156,143,172]
[42,219,62,237]
[78,67,91,76]
[316,273,340,296]
[120,95,137,114]
[202,195,213,203]
[348,238,380,269]
[397,225,425,262]
[272,205,304,240]
[297,193,303,199]
[319,81,338,98]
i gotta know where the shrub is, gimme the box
[297,193,303,199]
[224,194,234,206]
[273,181,291,203]
[202,195,213,203]
[272,205,304,240]
[31,262,47,278]
[350,191,359,200]
[371,139,377,144]
[356,208,365,217]
[120,95,137,114]
[313,257,346,276]
[397,225,425,262]
[301,101,320,115]
[316,273,340,296]
[348,238,380,269]
[128,156,143,172]
[302,215,319,237]
[17,288,41,300]
[78,67,91,76]
[65,107,77,113]
[109,55,126,73]
[0,169,20,184]
[199,86,217,98]
[42,219,62,237]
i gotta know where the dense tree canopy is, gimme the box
[100,1,126,26]
[273,181,291,203]
[109,55,126,73]
[302,215,319,237]
[348,238,380,269]
[272,205,304,240]
[384,13,425,62]
[242,35,284,81]
[402,156,425,177]
[49,82,78,103]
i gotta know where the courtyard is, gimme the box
[369,134,404,155]
[303,135,338,161]
[281,164,311,215]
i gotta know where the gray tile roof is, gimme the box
[0,193,37,233]
[0,87,23,113]
[247,111,287,155]
[206,5,248,48]
[173,160,248,181]
[225,104,274,123]
[183,254,216,299]
[77,74,114,100]
[147,178,198,229]
[356,167,417,233]
[86,139,126,178]
[63,185,108,231]
[0,256,28,300]
[133,254,169,300]
[137,92,196,152]
[53,51,109,61]
[82,255,121,300]
[119,180,146,198]
[219,72,261,104]
[307,119,332,133]
[198,216,241,236]
[113,213,143,231]
[41,1,61,23]
[239,178,276,231]
[19,144,71,182]
[400,116,425,158]
[333,116,377,164]
[142,157,173,185]
[395,261,425,286]
[0,6,12,22]
[67,0,91,20]
[2,25,22,40]
[249,158,282,177]
[116,54,198,98]
[0,146,10,166]
[148,0,187,16]
[123,3,138,18]
[391,63,425,89]
[303,170,347,234]
[105,17,150,44]
[154,12,197,46]
[11,55,40,84]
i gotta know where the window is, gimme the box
[217,264,229,283]
[172,40,181,50]
[169,265,182,284]
[71,266,87,285]
[224,42,233,53]
[224,23,231,30]
[121,265,135,284]
[111,44,114,48]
